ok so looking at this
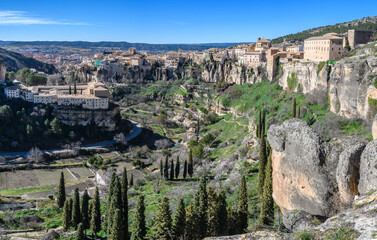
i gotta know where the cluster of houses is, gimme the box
[4,82,110,110]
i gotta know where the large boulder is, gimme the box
[44,230,60,240]
[267,119,369,217]
[359,139,377,194]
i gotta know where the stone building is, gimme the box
[255,37,272,51]
[304,33,343,62]
[346,29,373,49]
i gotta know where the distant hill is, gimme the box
[272,16,377,44]
[0,48,58,74]
[0,41,243,52]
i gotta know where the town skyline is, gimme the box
[0,0,376,43]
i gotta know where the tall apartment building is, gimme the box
[304,33,343,62]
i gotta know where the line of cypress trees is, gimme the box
[195,178,208,239]
[57,172,66,208]
[185,204,199,240]
[258,127,267,199]
[75,223,85,240]
[160,159,163,178]
[129,173,134,187]
[131,195,146,240]
[206,187,218,237]
[164,156,169,180]
[109,209,122,240]
[81,189,90,234]
[292,97,296,118]
[216,191,227,236]
[104,172,117,232]
[68,198,73,227]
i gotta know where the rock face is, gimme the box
[278,50,377,122]
[359,139,377,194]
[267,119,369,217]
[53,106,120,131]
[372,114,377,139]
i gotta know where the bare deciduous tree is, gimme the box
[27,147,44,163]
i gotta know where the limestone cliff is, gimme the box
[267,119,370,217]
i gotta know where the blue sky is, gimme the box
[0,0,376,43]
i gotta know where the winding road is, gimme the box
[0,122,142,158]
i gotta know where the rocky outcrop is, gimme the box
[53,106,120,131]
[267,119,369,217]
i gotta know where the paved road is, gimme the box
[0,122,142,158]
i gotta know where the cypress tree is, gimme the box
[216,191,227,236]
[75,223,85,240]
[292,97,296,118]
[131,195,146,240]
[109,209,123,240]
[107,177,122,237]
[90,187,101,238]
[227,207,239,235]
[130,173,134,187]
[194,178,208,238]
[69,85,72,94]
[170,159,174,180]
[63,200,71,231]
[153,197,172,240]
[188,150,193,178]
[258,128,267,199]
[164,156,169,180]
[173,198,186,240]
[207,187,218,237]
[105,172,117,232]
[121,168,129,240]
[74,80,77,95]
[175,156,180,179]
[68,198,73,227]
[239,175,248,233]
[72,188,81,229]
[160,159,164,178]
[57,172,66,208]
[196,119,200,141]
[183,160,188,180]
[298,105,301,118]
[185,204,199,240]
[81,189,90,233]
[260,150,274,225]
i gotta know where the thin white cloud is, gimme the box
[0,10,87,25]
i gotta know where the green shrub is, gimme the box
[287,72,298,91]
[317,61,326,74]
[221,97,231,108]
[200,133,215,146]
[199,107,208,114]
[296,231,313,240]
[373,78,377,89]
[368,97,377,113]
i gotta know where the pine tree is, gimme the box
[239,175,248,233]
[121,168,129,240]
[160,159,164,178]
[131,195,146,240]
[292,97,296,118]
[258,127,267,199]
[188,150,193,178]
[81,189,90,233]
[207,187,218,237]
[90,187,101,238]
[216,191,227,236]
[259,150,274,225]
[175,156,180,179]
[183,160,188,180]
[170,159,174,180]
[129,173,134,187]
[63,200,71,231]
[164,156,169,180]
[75,223,85,240]
[194,178,208,238]
[185,204,200,240]
[109,209,123,240]
[153,197,172,240]
[173,198,186,240]
[72,188,81,229]
[57,172,66,208]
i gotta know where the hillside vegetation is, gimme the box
[273,16,377,43]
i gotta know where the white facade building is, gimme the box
[5,86,21,98]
